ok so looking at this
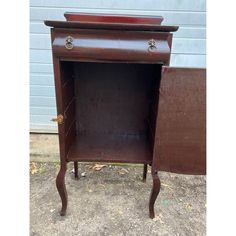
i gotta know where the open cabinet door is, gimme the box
[156,66,206,174]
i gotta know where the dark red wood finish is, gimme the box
[44,13,205,219]
[45,20,178,32]
[51,29,173,65]
[64,12,164,25]
[155,67,206,174]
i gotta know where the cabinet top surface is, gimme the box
[44,12,178,32]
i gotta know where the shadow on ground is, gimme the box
[30,162,206,236]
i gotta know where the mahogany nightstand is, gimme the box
[44,12,206,219]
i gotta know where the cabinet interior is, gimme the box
[60,61,162,163]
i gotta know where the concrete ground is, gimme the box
[30,134,206,236]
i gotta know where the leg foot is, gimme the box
[74,161,79,179]
[142,164,147,182]
[56,163,68,216]
[149,171,161,219]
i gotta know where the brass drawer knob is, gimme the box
[51,114,64,124]
[148,39,157,52]
[65,36,74,50]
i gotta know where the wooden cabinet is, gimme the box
[44,12,206,219]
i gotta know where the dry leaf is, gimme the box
[161,183,173,190]
[118,168,129,175]
[91,164,107,171]
[99,184,105,188]
[185,203,192,210]
[30,162,38,175]
[153,213,164,224]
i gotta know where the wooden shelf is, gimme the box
[67,134,152,164]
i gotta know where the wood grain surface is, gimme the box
[155,67,206,174]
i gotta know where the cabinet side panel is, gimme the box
[60,62,76,157]
[156,67,206,174]
[51,55,76,160]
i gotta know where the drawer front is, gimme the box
[52,29,172,64]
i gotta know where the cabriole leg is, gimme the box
[56,162,68,216]
[149,169,161,219]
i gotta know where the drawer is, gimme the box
[52,29,172,64]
